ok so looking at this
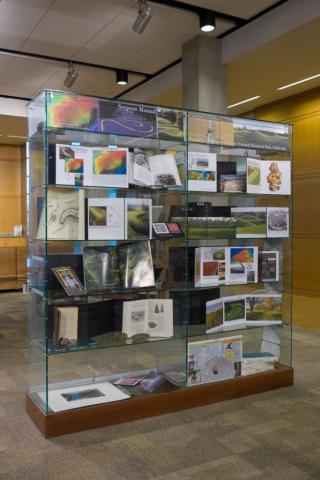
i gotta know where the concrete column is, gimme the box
[182,35,227,114]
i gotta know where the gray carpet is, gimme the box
[0,292,320,480]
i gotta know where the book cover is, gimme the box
[245,294,282,326]
[53,306,78,348]
[188,152,217,192]
[83,246,120,292]
[227,246,258,284]
[118,241,155,289]
[247,159,291,195]
[259,251,279,282]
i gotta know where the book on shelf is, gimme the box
[187,152,217,192]
[53,306,78,348]
[206,293,282,334]
[83,241,155,292]
[231,207,267,238]
[37,188,85,240]
[219,174,246,193]
[247,158,291,195]
[217,161,237,191]
[188,336,242,385]
[122,299,173,338]
[195,246,258,287]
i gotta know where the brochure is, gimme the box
[206,293,282,334]
[87,198,125,240]
[188,336,242,385]
[247,158,291,195]
[122,299,173,338]
[188,152,217,192]
[195,246,258,287]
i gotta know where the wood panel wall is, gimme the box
[0,144,27,290]
[249,87,320,328]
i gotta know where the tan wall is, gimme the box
[0,144,27,289]
[248,88,320,298]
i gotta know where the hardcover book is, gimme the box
[53,306,78,348]
[83,246,120,292]
[231,207,267,238]
[87,198,125,240]
[259,251,279,282]
[118,241,155,289]
[247,158,291,195]
[132,153,181,187]
[125,198,152,240]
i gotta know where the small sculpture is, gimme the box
[267,162,282,191]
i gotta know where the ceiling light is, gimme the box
[277,73,320,90]
[132,0,153,34]
[227,95,261,109]
[116,69,128,86]
[64,62,78,88]
[199,10,215,32]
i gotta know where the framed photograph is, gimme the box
[52,266,86,296]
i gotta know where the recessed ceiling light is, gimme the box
[227,95,261,109]
[277,73,320,90]
[116,70,128,86]
[199,10,215,32]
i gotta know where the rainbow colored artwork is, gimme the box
[93,149,127,175]
[47,92,99,130]
[64,158,84,174]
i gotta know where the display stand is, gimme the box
[27,90,293,437]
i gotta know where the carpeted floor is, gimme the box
[0,292,320,480]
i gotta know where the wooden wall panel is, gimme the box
[249,86,320,329]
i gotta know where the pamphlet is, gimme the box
[87,198,125,240]
[247,158,291,195]
[188,152,217,192]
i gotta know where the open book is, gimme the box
[132,152,181,188]
[122,299,173,338]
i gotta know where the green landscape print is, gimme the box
[206,301,223,331]
[233,210,266,236]
[233,119,289,151]
[246,296,282,321]
[127,203,150,239]
[247,164,261,186]
[157,109,184,141]
[224,299,246,322]
[187,217,237,239]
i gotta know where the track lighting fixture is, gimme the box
[132,0,153,34]
[64,62,78,88]
[199,10,215,32]
[116,69,128,86]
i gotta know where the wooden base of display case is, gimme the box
[26,365,294,438]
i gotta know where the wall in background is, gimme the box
[248,87,320,329]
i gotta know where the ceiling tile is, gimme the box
[180,0,280,20]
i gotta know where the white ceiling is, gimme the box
[0,0,280,99]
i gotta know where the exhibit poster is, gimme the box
[157,108,185,141]
[188,336,242,385]
[187,114,219,144]
[100,101,157,138]
[47,91,99,131]
[228,117,290,151]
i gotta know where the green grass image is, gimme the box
[206,307,223,330]
[234,130,288,150]
[246,311,282,321]
[246,297,282,321]
[248,166,261,185]
[189,226,236,239]
[225,300,245,322]
[235,214,266,235]
[127,207,149,239]
[157,116,184,141]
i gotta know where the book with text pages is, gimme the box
[133,153,181,188]
[188,152,217,192]
[53,307,78,348]
[88,198,125,240]
[122,299,173,338]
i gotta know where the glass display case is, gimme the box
[27,90,293,437]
